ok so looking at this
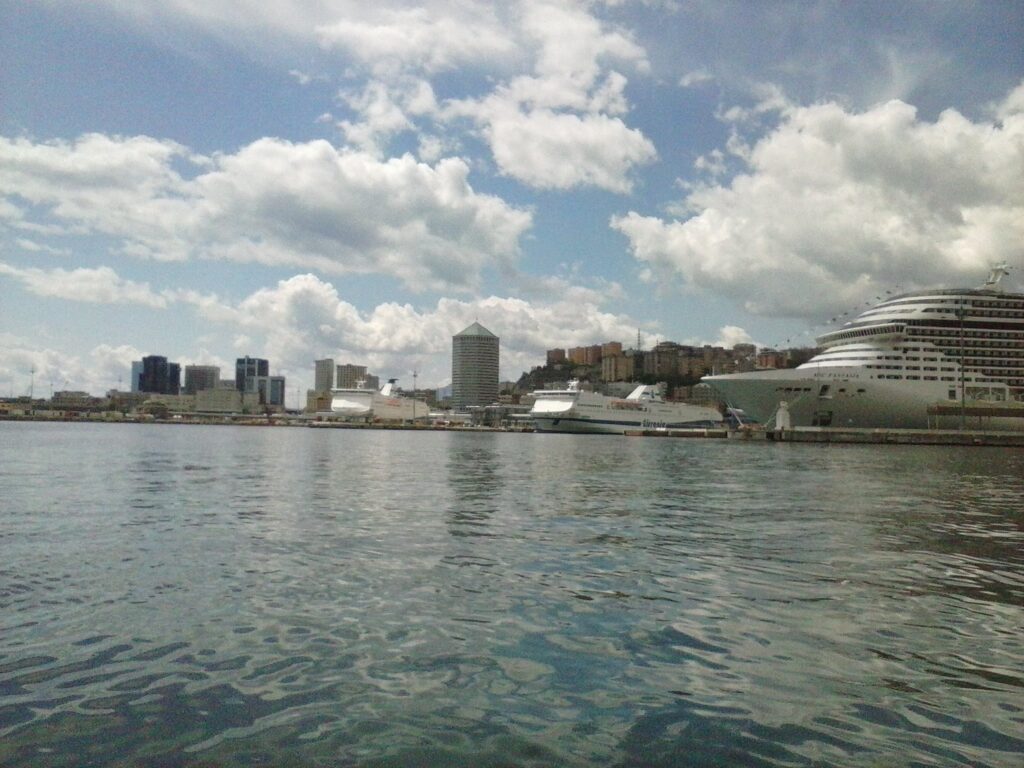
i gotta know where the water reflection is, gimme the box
[446,432,503,535]
[1,422,1022,767]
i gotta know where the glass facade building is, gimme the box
[451,322,499,409]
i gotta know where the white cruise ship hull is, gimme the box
[531,390,722,434]
[708,369,1024,431]
[706,369,945,429]
[706,267,1024,432]
[330,390,422,422]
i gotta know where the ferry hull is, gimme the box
[532,415,722,434]
[530,388,722,434]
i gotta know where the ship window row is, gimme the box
[866,364,959,371]
[921,307,1024,317]
[967,311,1024,319]
[913,329,1024,340]
[958,359,1024,368]
[928,345,1024,356]
[873,374,956,381]
[911,323,1024,336]
[973,300,1024,309]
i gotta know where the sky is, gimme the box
[1,0,1023,402]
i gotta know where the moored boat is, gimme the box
[330,379,425,422]
[704,263,1024,431]
[530,380,723,434]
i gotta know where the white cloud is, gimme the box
[14,238,71,256]
[711,325,754,349]
[288,69,328,86]
[182,273,647,392]
[317,5,517,77]
[336,78,435,154]
[996,81,1024,122]
[0,134,532,292]
[521,0,648,89]
[311,0,658,192]
[482,108,656,192]
[679,69,713,88]
[440,0,655,192]
[0,334,142,397]
[0,262,170,307]
[613,82,1024,318]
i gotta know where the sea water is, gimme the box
[1,421,1022,767]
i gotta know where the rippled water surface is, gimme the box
[1,422,1023,767]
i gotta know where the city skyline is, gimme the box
[2,1,1022,397]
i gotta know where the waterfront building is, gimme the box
[184,365,220,395]
[235,357,269,390]
[139,355,181,395]
[142,393,196,413]
[452,322,499,409]
[239,375,286,409]
[314,359,335,391]
[130,361,143,393]
[196,388,261,414]
[306,390,332,413]
[51,391,101,410]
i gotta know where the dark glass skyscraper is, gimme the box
[235,357,269,390]
[139,355,181,395]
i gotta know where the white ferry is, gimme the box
[704,263,1024,430]
[530,380,723,434]
[330,379,425,422]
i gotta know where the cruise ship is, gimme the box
[330,379,425,422]
[530,381,723,434]
[704,264,1024,430]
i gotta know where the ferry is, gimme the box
[704,263,1024,430]
[530,380,723,434]
[330,379,425,422]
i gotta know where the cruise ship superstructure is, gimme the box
[530,381,723,434]
[704,264,1024,430]
[330,379,425,422]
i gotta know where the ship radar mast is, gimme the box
[981,261,1011,290]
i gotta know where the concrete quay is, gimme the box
[729,426,1024,446]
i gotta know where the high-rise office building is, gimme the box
[314,359,335,391]
[138,355,181,395]
[235,357,269,390]
[451,322,499,409]
[184,365,220,395]
[130,361,143,392]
